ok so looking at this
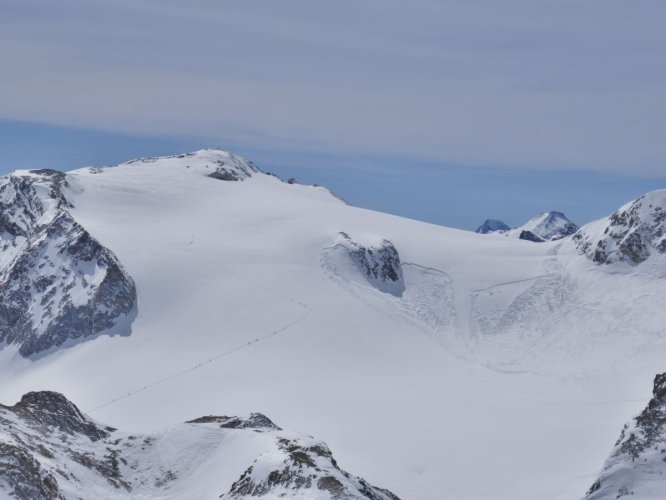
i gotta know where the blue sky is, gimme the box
[1,1,665,230]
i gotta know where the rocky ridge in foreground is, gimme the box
[585,372,666,499]
[0,391,399,500]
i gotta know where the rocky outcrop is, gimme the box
[574,190,666,265]
[518,230,544,243]
[0,169,136,357]
[331,232,404,296]
[0,391,400,500]
[223,437,399,500]
[585,373,666,499]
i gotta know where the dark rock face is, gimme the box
[8,392,112,442]
[208,170,240,181]
[585,372,666,499]
[475,219,510,234]
[0,391,114,500]
[574,190,666,265]
[518,230,545,243]
[0,170,136,357]
[0,391,399,500]
[339,232,404,290]
[0,442,62,500]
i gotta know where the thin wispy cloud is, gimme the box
[1,0,665,175]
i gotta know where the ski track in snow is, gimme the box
[87,243,312,414]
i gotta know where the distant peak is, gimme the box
[521,210,578,241]
[475,219,510,234]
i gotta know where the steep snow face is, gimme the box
[585,373,666,500]
[0,391,398,500]
[475,219,510,234]
[0,170,135,357]
[574,190,666,266]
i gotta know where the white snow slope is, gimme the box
[1,149,666,500]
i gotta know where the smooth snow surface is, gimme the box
[1,149,665,500]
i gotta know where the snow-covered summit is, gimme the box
[476,211,578,242]
[117,148,262,181]
[514,211,579,241]
[574,189,666,265]
[475,219,510,234]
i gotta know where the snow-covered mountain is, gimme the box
[574,190,666,266]
[475,219,510,234]
[518,211,579,241]
[0,148,665,500]
[477,211,579,242]
[0,391,398,499]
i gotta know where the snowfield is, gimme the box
[1,149,665,499]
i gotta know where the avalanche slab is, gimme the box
[0,169,136,357]
[0,391,399,500]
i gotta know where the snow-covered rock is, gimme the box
[475,219,510,234]
[0,169,136,357]
[585,373,666,500]
[574,190,666,265]
[323,232,405,296]
[0,391,399,500]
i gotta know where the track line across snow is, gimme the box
[86,244,312,414]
